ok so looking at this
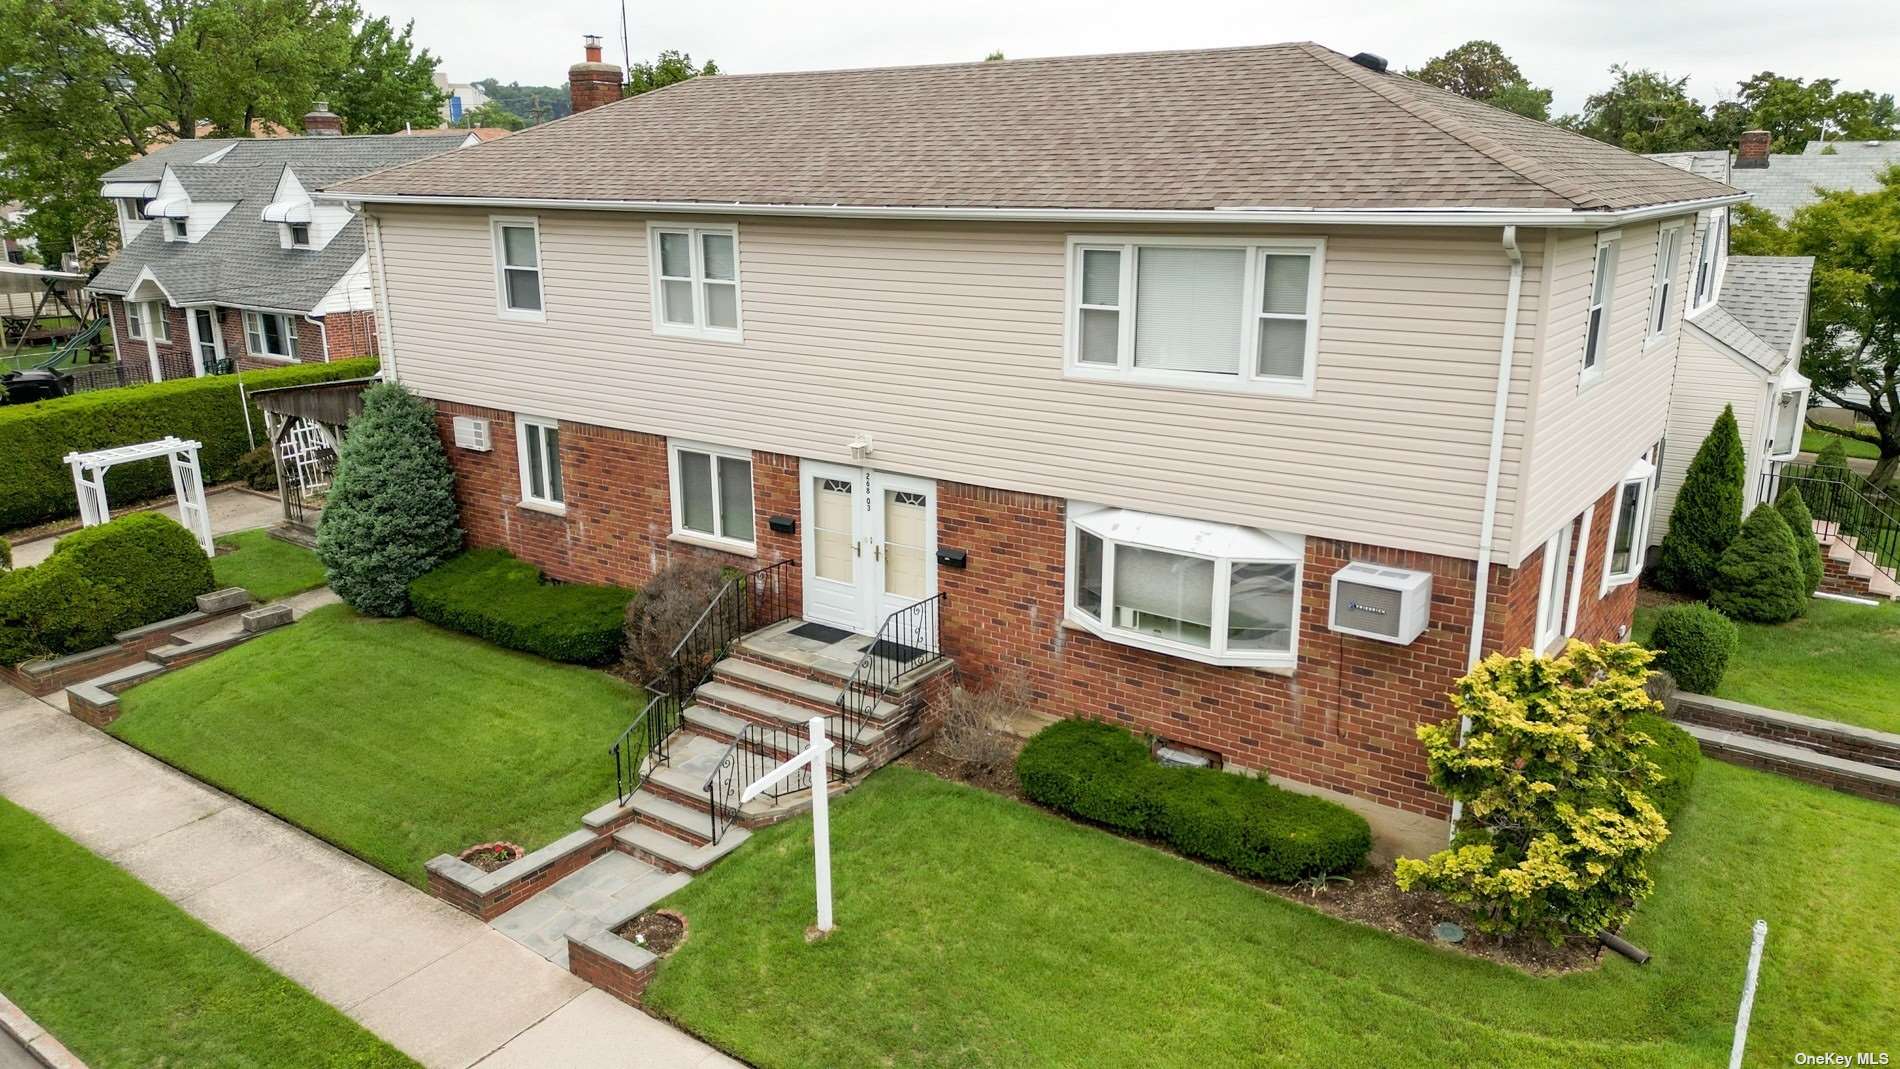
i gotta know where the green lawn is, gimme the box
[1634,599,1900,734]
[1802,425,1882,461]
[212,528,328,601]
[643,764,1899,1068]
[0,797,413,1068]
[111,603,640,884]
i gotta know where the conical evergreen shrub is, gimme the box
[1709,504,1808,623]
[1654,406,1746,596]
[316,382,463,617]
[1775,485,1824,596]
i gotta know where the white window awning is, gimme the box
[102,181,161,199]
[261,199,312,224]
[1071,504,1303,560]
[143,196,190,219]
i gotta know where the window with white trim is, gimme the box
[1535,519,1576,653]
[1067,237,1322,393]
[1603,454,1658,590]
[127,301,169,343]
[167,217,188,241]
[1581,232,1620,382]
[1692,213,1723,308]
[1066,504,1302,667]
[286,223,311,249]
[491,217,543,318]
[516,416,564,510]
[668,441,754,550]
[242,311,298,360]
[1767,388,1807,459]
[650,225,741,340]
[125,301,147,341]
[1647,222,1683,344]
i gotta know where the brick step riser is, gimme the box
[727,648,855,691]
[709,672,849,717]
[696,693,904,743]
[634,757,819,832]
[1697,739,1900,806]
[630,808,713,848]
[1674,709,1900,772]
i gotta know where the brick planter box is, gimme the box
[0,590,254,698]
[566,930,659,1008]
[425,830,613,921]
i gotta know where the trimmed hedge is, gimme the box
[0,513,215,666]
[1776,485,1825,595]
[410,548,636,665]
[0,358,377,531]
[1710,504,1808,623]
[1015,718,1371,881]
[1648,601,1739,694]
[1633,713,1700,823]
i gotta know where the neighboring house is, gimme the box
[1,202,32,266]
[433,73,489,126]
[89,106,475,384]
[323,42,1741,853]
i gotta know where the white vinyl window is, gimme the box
[285,222,312,249]
[1535,520,1577,653]
[167,217,188,241]
[1647,222,1683,345]
[1581,231,1620,385]
[1602,454,1658,591]
[516,415,564,511]
[650,224,741,341]
[242,311,298,360]
[491,217,544,319]
[125,301,147,341]
[1066,504,1303,668]
[1066,236,1323,395]
[1692,212,1723,309]
[668,441,755,551]
[1767,388,1807,460]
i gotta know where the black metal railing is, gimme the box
[1761,463,1900,574]
[702,719,816,844]
[609,559,801,807]
[834,594,947,769]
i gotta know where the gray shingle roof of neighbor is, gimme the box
[1646,150,1729,184]
[1727,148,1900,219]
[1690,304,1788,373]
[92,134,472,312]
[1718,256,1815,357]
[328,43,1740,213]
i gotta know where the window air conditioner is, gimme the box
[451,416,491,452]
[1329,561,1431,644]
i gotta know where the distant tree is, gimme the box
[472,79,570,125]
[1727,202,1787,256]
[327,15,445,133]
[1654,406,1747,596]
[1406,40,1552,120]
[984,50,1005,62]
[1558,65,1713,153]
[461,100,524,131]
[1734,71,1900,149]
[626,50,718,97]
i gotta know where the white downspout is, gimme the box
[304,313,331,363]
[1449,224,1525,837]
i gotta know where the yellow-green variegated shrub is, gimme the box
[1394,641,1673,944]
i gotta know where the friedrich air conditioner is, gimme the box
[451,416,491,452]
[1329,562,1431,645]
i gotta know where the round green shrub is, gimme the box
[315,382,462,617]
[0,512,213,666]
[1774,485,1825,595]
[1648,602,1739,694]
[236,445,279,492]
[1632,713,1700,824]
[410,549,635,665]
[1015,719,1371,881]
[1709,504,1808,623]
[0,536,11,571]
[1654,406,1746,596]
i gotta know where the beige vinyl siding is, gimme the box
[1652,326,1769,545]
[1512,214,1698,564]
[374,208,1542,559]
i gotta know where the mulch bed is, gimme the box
[903,732,1602,977]
[616,910,687,956]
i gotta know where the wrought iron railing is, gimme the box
[702,719,816,844]
[609,558,800,807]
[834,594,947,768]
[1761,463,1900,574]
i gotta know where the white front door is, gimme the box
[799,461,937,635]
[187,307,221,376]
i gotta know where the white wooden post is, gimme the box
[169,443,213,556]
[740,716,835,934]
[1729,919,1768,1069]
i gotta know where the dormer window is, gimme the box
[168,218,188,241]
[287,223,311,249]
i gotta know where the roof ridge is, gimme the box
[657,40,1318,87]
[1295,43,1603,210]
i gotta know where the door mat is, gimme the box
[868,638,929,664]
[789,622,855,644]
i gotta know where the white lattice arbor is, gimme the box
[62,437,214,555]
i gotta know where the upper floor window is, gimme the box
[1065,504,1302,668]
[1692,212,1723,308]
[286,223,312,249]
[491,217,544,320]
[1066,237,1322,395]
[668,441,755,551]
[243,311,298,360]
[1646,222,1684,345]
[650,225,741,341]
[1581,231,1620,385]
[167,217,188,241]
[516,415,564,512]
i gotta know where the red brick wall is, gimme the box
[108,297,194,382]
[322,309,380,359]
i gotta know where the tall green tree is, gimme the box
[328,16,445,133]
[1558,65,1714,152]
[1655,406,1748,596]
[471,79,568,125]
[459,100,524,132]
[626,50,718,97]
[1734,72,1899,149]
[1406,40,1553,121]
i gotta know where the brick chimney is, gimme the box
[1735,129,1771,169]
[303,101,343,136]
[569,34,623,114]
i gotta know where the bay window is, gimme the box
[1067,237,1322,394]
[651,224,741,340]
[1602,453,1658,591]
[516,415,564,511]
[669,441,754,550]
[243,311,298,360]
[1067,504,1302,667]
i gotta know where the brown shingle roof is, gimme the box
[327,42,1738,213]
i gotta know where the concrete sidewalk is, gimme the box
[0,681,738,1069]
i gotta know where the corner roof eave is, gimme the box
[318,190,1752,229]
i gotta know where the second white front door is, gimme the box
[799,461,937,635]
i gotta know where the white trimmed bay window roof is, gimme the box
[1067,503,1303,668]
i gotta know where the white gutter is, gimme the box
[363,212,398,383]
[319,192,1748,229]
[303,313,331,363]
[1449,223,1525,838]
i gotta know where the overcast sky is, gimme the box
[382,0,1898,118]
